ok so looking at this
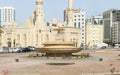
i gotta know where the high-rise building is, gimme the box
[86,15,103,25]
[0,6,15,27]
[103,9,120,45]
[112,22,120,44]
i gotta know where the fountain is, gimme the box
[35,27,82,56]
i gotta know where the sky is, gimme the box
[0,0,120,26]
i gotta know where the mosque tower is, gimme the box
[35,0,46,27]
[67,0,74,27]
[68,0,73,9]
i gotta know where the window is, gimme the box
[82,22,84,24]
[74,19,76,21]
[74,22,76,28]
[112,11,116,13]
[78,22,80,28]
[82,26,84,28]
[117,13,120,15]
[74,15,76,17]
[82,33,84,35]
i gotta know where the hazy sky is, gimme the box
[0,0,120,26]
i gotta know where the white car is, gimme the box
[9,48,19,53]
[114,46,120,48]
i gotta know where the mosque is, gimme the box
[0,0,83,48]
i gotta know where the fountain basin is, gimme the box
[36,42,82,54]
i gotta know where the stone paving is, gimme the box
[0,49,120,75]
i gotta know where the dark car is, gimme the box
[22,48,31,52]
[17,47,31,53]
[27,46,35,51]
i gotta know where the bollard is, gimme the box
[15,59,19,62]
[99,58,103,61]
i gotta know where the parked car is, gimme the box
[22,47,32,52]
[114,46,120,48]
[17,47,32,52]
[0,46,9,53]
[17,48,24,53]
[27,46,35,51]
[100,46,106,49]
[9,48,19,53]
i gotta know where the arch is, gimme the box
[8,41,11,47]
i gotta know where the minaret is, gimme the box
[68,0,73,9]
[67,0,73,27]
[35,0,45,27]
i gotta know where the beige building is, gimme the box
[0,0,82,48]
[86,24,103,46]
[86,15,104,47]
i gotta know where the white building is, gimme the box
[0,6,15,27]
[64,0,86,45]
[73,11,85,44]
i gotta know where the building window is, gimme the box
[74,22,76,28]
[78,22,80,28]
[82,19,84,21]
[112,11,116,13]
[82,33,84,35]
[74,15,76,17]
[82,22,84,24]
[82,37,84,39]
[117,13,120,15]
